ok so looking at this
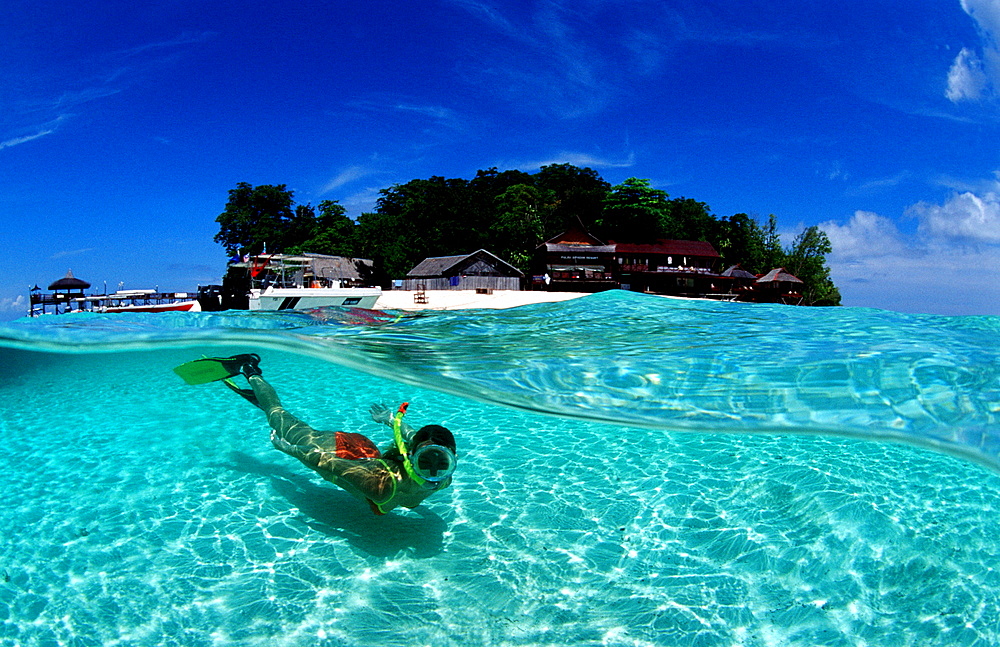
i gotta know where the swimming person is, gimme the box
[174,354,457,515]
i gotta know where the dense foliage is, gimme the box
[215,165,841,305]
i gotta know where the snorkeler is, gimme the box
[173,354,457,515]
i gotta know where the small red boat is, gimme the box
[104,300,201,313]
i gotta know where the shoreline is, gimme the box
[372,289,590,311]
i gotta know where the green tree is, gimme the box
[283,203,319,253]
[667,197,716,241]
[714,213,767,273]
[470,167,536,203]
[596,177,671,242]
[356,176,475,282]
[491,184,549,272]
[762,214,785,271]
[785,226,841,306]
[355,209,408,286]
[533,163,611,235]
[214,182,296,256]
[287,200,357,257]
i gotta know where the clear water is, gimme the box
[1,291,999,646]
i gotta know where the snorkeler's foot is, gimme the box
[173,353,261,385]
[238,354,262,377]
[213,353,261,377]
[223,378,262,409]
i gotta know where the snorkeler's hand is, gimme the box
[369,403,392,425]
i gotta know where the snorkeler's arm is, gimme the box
[369,403,417,439]
[369,403,393,426]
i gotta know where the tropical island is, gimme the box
[215,163,841,307]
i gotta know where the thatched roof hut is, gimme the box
[757,268,804,285]
[721,265,757,279]
[48,269,90,292]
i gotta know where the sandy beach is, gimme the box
[373,289,590,311]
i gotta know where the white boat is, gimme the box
[249,285,381,310]
[237,253,383,311]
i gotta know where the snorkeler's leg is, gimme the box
[246,375,324,449]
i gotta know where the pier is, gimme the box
[28,270,206,316]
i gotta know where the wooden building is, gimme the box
[532,226,617,292]
[718,264,758,300]
[754,267,804,304]
[614,240,722,296]
[402,249,523,291]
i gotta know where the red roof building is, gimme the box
[613,239,723,296]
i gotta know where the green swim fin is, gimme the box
[172,354,259,385]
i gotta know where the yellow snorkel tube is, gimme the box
[392,402,412,460]
[392,402,456,490]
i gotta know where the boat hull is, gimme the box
[101,301,201,312]
[105,300,201,313]
[249,287,382,311]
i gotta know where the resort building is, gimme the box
[719,264,758,299]
[531,226,617,292]
[613,239,722,297]
[753,267,805,304]
[399,226,810,306]
[402,249,523,291]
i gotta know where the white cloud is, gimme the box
[392,103,461,126]
[510,151,635,171]
[821,211,908,259]
[3,32,210,153]
[319,166,371,194]
[0,295,27,313]
[827,243,1000,315]
[949,0,1000,102]
[340,186,384,218]
[446,0,519,37]
[0,115,69,152]
[49,248,96,260]
[857,172,911,192]
[821,186,1000,314]
[122,31,216,57]
[946,47,989,101]
[348,98,464,130]
[0,127,57,151]
[908,190,1000,243]
[447,0,615,118]
[962,0,1000,41]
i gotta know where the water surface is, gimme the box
[1,292,998,646]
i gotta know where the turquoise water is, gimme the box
[1,291,999,646]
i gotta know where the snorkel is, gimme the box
[392,402,456,490]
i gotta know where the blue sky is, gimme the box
[2,0,999,317]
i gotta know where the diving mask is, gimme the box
[410,443,457,482]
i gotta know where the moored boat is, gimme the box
[234,253,383,311]
[104,300,201,313]
[249,286,381,310]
